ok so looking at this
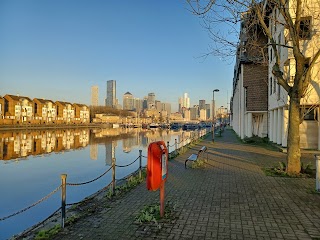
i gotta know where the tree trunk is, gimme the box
[286,96,301,174]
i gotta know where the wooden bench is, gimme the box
[185,146,208,168]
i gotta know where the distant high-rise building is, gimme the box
[91,86,99,106]
[183,93,190,109]
[179,93,190,113]
[147,93,156,109]
[199,109,207,121]
[123,92,134,110]
[205,103,211,119]
[199,100,206,110]
[133,98,143,113]
[142,97,148,110]
[190,107,198,120]
[106,80,116,108]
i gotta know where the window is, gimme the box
[302,107,317,120]
[270,77,273,95]
[298,17,312,39]
[273,78,277,93]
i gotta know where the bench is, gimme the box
[185,146,208,168]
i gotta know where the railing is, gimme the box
[0,127,211,238]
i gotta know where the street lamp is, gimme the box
[212,89,219,142]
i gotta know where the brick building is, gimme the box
[3,94,34,124]
[33,98,57,123]
[231,11,269,139]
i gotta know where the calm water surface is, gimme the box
[0,127,206,239]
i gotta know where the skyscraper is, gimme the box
[179,93,190,113]
[91,86,99,106]
[199,100,206,110]
[147,93,156,109]
[106,80,116,108]
[123,92,134,110]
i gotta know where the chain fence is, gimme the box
[0,185,61,222]
[2,127,211,237]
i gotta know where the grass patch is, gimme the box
[191,159,207,168]
[307,189,320,195]
[243,136,279,151]
[35,224,61,240]
[263,161,316,178]
[106,170,146,199]
[135,201,177,229]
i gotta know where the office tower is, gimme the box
[190,107,198,120]
[123,92,134,110]
[156,101,162,111]
[133,98,143,113]
[142,97,148,110]
[183,93,190,109]
[199,100,206,110]
[205,103,211,119]
[163,103,171,115]
[106,80,116,108]
[91,86,99,106]
[199,109,207,121]
[147,93,156,109]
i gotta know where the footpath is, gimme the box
[51,128,320,240]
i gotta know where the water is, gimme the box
[0,127,208,239]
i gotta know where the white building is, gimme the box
[267,0,320,149]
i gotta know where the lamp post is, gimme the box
[212,89,219,142]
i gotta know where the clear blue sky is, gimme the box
[0,0,234,112]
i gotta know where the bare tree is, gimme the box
[188,0,320,174]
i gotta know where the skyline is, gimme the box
[0,0,234,112]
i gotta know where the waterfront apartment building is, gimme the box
[267,0,320,149]
[106,80,117,108]
[231,10,269,139]
[55,101,75,123]
[0,94,90,125]
[91,86,99,106]
[0,96,4,119]
[73,103,90,123]
[3,94,34,123]
[33,98,57,123]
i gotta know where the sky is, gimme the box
[0,0,235,112]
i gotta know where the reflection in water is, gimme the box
[0,129,90,161]
[0,127,194,161]
[0,127,209,239]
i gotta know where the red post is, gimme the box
[160,181,165,218]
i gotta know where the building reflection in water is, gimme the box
[0,127,195,162]
[0,129,90,161]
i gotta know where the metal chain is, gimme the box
[67,166,112,186]
[66,182,113,206]
[17,207,62,238]
[115,156,139,168]
[0,185,61,221]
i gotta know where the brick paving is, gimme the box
[53,128,320,240]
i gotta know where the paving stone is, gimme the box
[50,129,320,240]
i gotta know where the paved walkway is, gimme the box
[53,128,320,240]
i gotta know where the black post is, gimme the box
[61,174,67,228]
[112,157,116,194]
[139,150,142,179]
